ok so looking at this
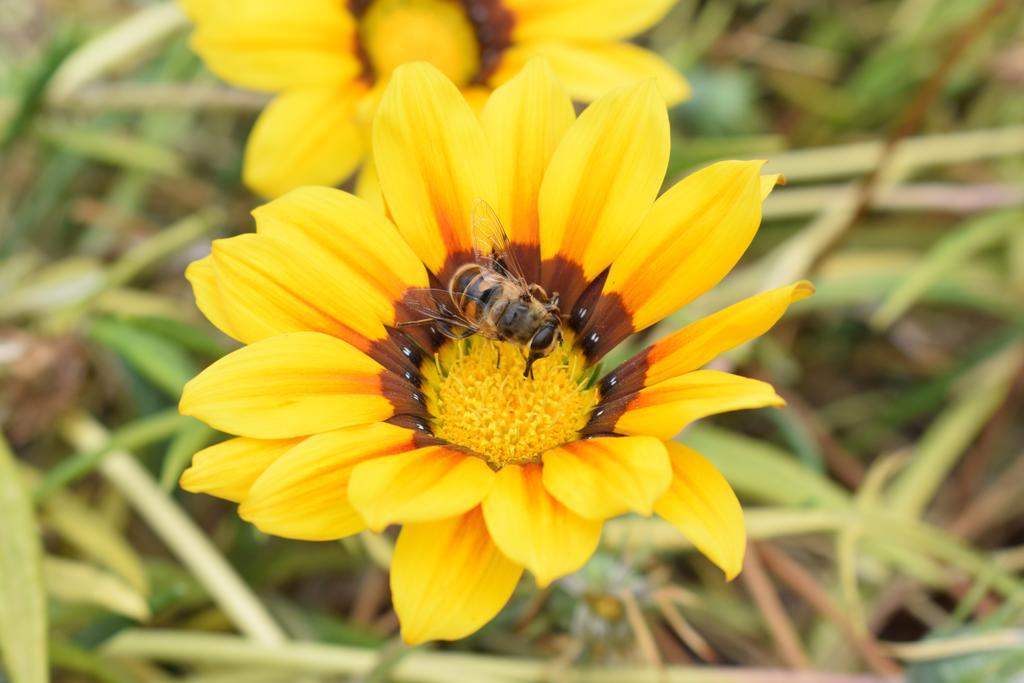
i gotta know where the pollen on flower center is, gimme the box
[357,0,482,86]
[422,336,600,468]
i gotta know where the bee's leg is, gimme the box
[528,283,549,302]
[523,354,537,379]
[435,321,475,340]
[395,318,436,328]
[447,327,476,340]
[495,346,501,370]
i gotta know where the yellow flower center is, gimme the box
[422,337,600,469]
[359,0,481,86]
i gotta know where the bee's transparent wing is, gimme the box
[398,288,481,339]
[470,199,529,290]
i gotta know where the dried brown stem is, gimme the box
[757,544,902,677]
[741,544,812,670]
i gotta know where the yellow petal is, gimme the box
[542,436,670,520]
[507,0,678,42]
[252,186,429,317]
[654,441,745,580]
[354,154,384,213]
[207,233,386,350]
[761,173,784,200]
[239,423,415,541]
[179,332,392,439]
[538,80,669,299]
[348,447,494,531]
[373,62,497,276]
[461,85,492,114]
[614,370,784,441]
[496,42,690,106]
[392,508,522,644]
[189,0,359,91]
[244,85,367,198]
[180,437,301,503]
[641,282,814,387]
[481,58,575,276]
[177,0,207,21]
[604,161,767,332]
[185,255,239,341]
[481,464,601,587]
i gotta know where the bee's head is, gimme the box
[524,318,562,378]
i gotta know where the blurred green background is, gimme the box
[1,0,1023,681]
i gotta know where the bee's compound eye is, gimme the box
[530,323,557,352]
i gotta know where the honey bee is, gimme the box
[397,200,563,378]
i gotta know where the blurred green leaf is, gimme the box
[35,408,186,503]
[683,424,849,508]
[887,344,1023,518]
[49,638,135,683]
[0,256,105,319]
[88,316,199,398]
[32,476,149,593]
[160,419,217,492]
[33,121,185,175]
[43,557,150,621]
[0,435,48,683]
[129,315,230,358]
[677,67,761,136]
[872,210,1023,329]
[0,31,79,150]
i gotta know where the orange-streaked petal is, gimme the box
[654,441,745,580]
[496,42,689,106]
[538,80,669,301]
[507,0,678,42]
[603,161,768,333]
[244,85,367,198]
[480,58,575,272]
[207,233,386,349]
[347,447,495,531]
[185,255,239,341]
[542,436,670,520]
[373,62,497,276]
[482,463,601,587]
[190,1,359,91]
[180,437,301,503]
[238,423,415,541]
[392,508,522,644]
[602,282,814,402]
[613,370,784,440]
[179,332,393,439]
[644,282,813,385]
[252,186,429,317]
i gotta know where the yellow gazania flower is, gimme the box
[179,0,689,198]
[179,59,811,645]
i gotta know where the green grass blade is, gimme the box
[43,557,150,621]
[0,435,49,683]
[887,345,1023,518]
[34,408,186,504]
[20,467,149,593]
[871,210,1023,330]
[683,425,850,508]
[160,419,217,492]
[87,316,199,398]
